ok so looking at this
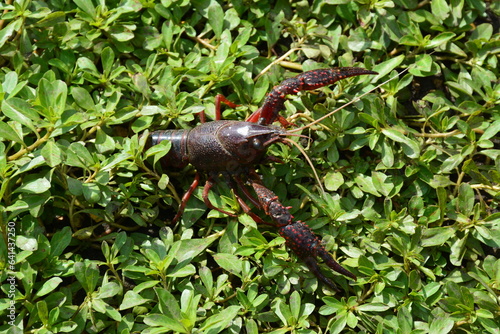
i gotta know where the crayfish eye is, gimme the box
[251,138,264,151]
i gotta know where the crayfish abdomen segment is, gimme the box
[150,129,190,169]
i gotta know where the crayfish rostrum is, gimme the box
[147,67,377,291]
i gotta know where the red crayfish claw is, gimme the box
[251,178,356,291]
[247,67,378,126]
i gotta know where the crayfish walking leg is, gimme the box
[251,177,356,291]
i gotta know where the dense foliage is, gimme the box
[1,0,499,333]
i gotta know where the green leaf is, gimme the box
[71,86,95,111]
[450,233,467,266]
[2,97,39,131]
[50,226,72,257]
[426,32,456,49]
[0,142,6,176]
[66,142,95,168]
[34,277,63,298]
[175,234,219,263]
[0,18,22,48]
[421,227,455,247]
[74,261,100,293]
[253,75,269,104]
[67,176,83,196]
[101,152,132,171]
[324,171,344,191]
[73,0,96,19]
[76,57,100,77]
[151,289,189,332]
[119,290,149,310]
[33,11,66,28]
[371,172,394,197]
[212,253,244,277]
[328,311,348,334]
[430,175,454,188]
[480,120,500,141]
[199,305,240,333]
[430,0,450,20]
[48,307,60,327]
[0,120,24,144]
[457,183,474,216]
[2,71,18,94]
[103,302,122,321]
[372,55,405,78]
[15,177,51,194]
[356,302,390,312]
[429,308,454,334]
[289,291,301,324]
[382,129,408,143]
[143,314,188,333]
[17,235,38,251]
[37,300,49,326]
[38,78,68,118]
[381,140,394,167]
[82,182,101,203]
[26,192,50,218]
[95,128,115,154]
[400,34,422,47]
[101,46,115,77]
[145,139,170,158]
[41,140,63,167]
[109,25,135,42]
[476,308,494,319]
[5,200,29,219]
[397,306,413,333]
[441,154,463,173]
[354,174,381,196]
[381,128,420,158]
[168,263,196,277]
[132,73,150,96]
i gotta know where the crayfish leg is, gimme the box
[214,94,239,121]
[198,94,239,123]
[172,173,200,223]
[202,176,238,218]
[247,108,293,127]
[234,175,262,209]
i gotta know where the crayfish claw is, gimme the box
[317,245,357,281]
[279,221,356,289]
[302,256,341,292]
[246,67,378,126]
[251,177,356,290]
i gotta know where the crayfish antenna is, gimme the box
[278,68,410,195]
[282,137,325,194]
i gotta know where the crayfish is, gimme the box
[148,67,377,291]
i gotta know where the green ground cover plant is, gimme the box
[1,0,499,333]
